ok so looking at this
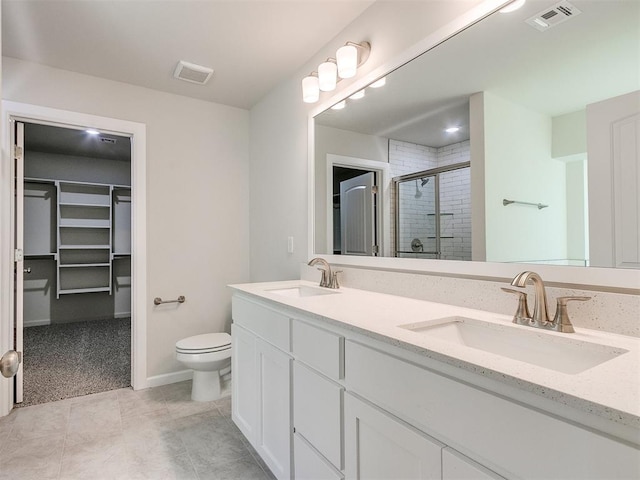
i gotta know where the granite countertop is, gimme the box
[229,280,640,433]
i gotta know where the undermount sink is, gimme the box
[267,285,339,298]
[398,316,628,375]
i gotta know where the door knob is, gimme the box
[0,351,20,378]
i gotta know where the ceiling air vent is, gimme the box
[526,1,582,32]
[173,60,214,85]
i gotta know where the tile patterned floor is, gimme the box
[0,381,276,480]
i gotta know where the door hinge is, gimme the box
[13,145,23,160]
[372,185,379,194]
[372,245,380,254]
[14,249,23,262]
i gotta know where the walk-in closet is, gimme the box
[20,122,132,406]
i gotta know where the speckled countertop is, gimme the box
[229,280,640,432]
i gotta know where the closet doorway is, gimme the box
[18,122,132,406]
[1,101,148,414]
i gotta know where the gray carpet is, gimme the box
[19,317,131,407]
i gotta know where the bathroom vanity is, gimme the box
[229,280,640,480]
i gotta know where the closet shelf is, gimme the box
[59,202,110,208]
[59,245,111,250]
[59,263,110,268]
[58,287,111,295]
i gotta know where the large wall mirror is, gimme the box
[312,0,639,273]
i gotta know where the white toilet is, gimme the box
[175,332,232,402]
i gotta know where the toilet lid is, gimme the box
[176,333,231,352]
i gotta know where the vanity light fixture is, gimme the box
[302,73,320,103]
[370,77,387,88]
[349,90,365,100]
[85,129,100,135]
[445,126,460,133]
[499,0,526,13]
[331,101,346,110]
[318,60,338,92]
[301,40,371,103]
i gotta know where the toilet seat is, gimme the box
[176,333,231,354]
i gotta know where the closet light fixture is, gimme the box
[302,74,320,103]
[499,0,526,13]
[301,40,371,103]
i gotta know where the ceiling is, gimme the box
[316,0,639,147]
[2,0,375,110]
[24,123,132,162]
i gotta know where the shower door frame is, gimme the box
[393,161,470,258]
[0,101,148,416]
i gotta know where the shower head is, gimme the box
[420,178,430,186]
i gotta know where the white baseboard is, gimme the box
[145,369,193,389]
[24,319,51,327]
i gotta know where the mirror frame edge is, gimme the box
[307,0,640,291]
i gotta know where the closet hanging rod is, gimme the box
[153,295,186,306]
[503,198,548,210]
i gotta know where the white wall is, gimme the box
[2,57,250,379]
[249,0,486,281]
[483,91,568,264]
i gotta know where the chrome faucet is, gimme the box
[505,271,590,333]
[308,258,340,289]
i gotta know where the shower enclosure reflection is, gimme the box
[394,162,470,259]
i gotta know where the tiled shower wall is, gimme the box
[389,139,471,260]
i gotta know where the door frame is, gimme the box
[0,101,148,416]
[325,154,391,256]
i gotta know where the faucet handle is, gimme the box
[501,287,531,325]
[551,296,591,333]
[316,268,329,287]
[329,270,342,289]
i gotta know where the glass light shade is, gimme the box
[331,101,346,110]
[349,90,365,100]
[336,44,358,78]
[302,75,320,103]
[370,77,386,88]
[318,61,337,92]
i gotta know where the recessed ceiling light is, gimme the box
[499,0,526,13]
[445,126,460,133]
[331,101,346,110]
[350,90,365,100]
[85,129,100,135]
[370,77,386,88]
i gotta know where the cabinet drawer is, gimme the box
[232,295,290,352]
[294,433,343,480]
[293,362,343,469]
[292,319,344,380]
[345,340,640,480]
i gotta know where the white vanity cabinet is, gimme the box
[231,296,292,480]
[231,290,639,480]
[344,393,443,480]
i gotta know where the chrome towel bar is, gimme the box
[503,198,548,210]
[154,295,185,306]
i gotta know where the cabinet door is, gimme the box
[231,324,257,442]
[344,393,443,480]
[442,448,505,480]
[294,433,344,480]
[256,338,292,480]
